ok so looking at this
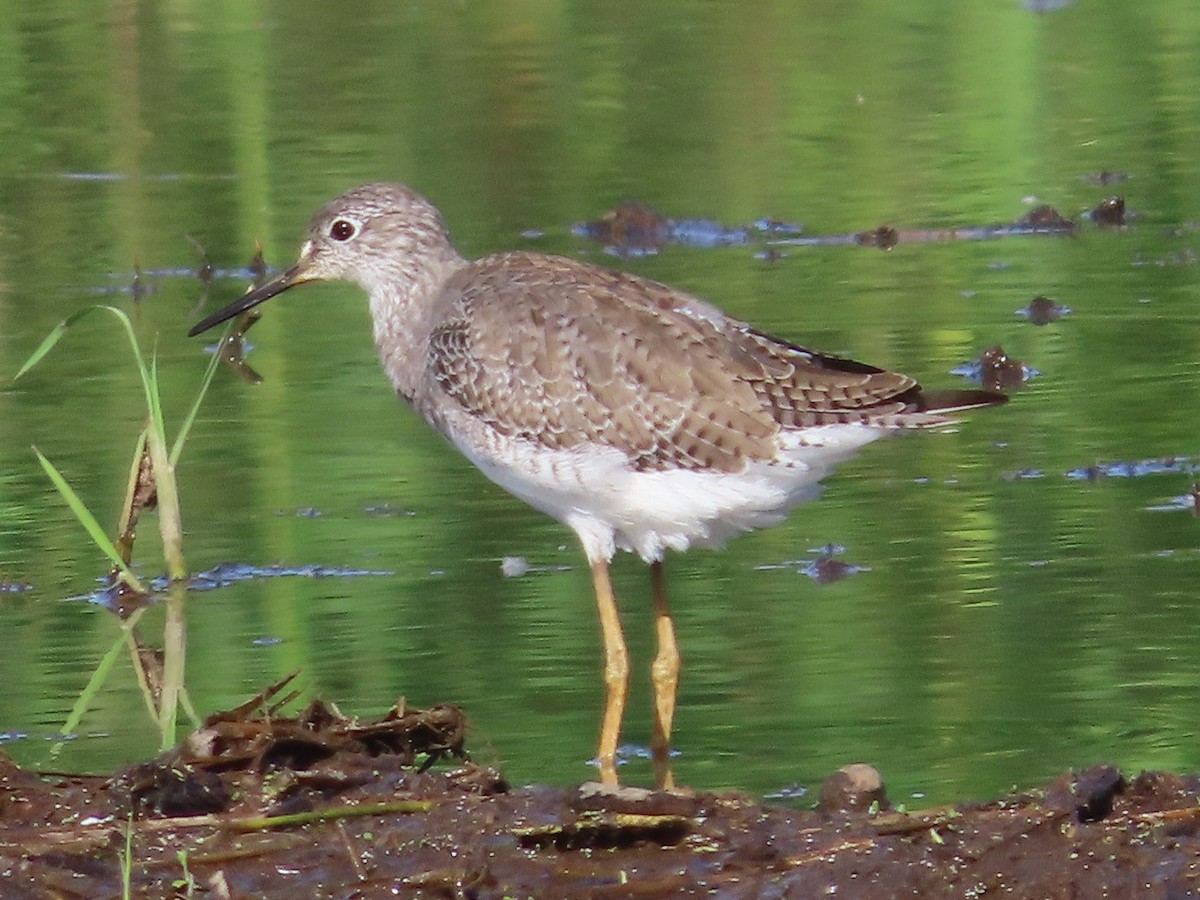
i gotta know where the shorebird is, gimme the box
[189,183,1005,788]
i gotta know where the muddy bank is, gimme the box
[2,693,1198,898]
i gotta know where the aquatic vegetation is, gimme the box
[12,304,222,752]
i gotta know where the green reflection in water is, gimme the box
[0,0,1199,804]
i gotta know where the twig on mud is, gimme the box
[0,798,434,861]
[786,806,1068,868]
[1129,806,1200,825]
[337,820,369,882]
[136,799,434,833]
[786,837,876,867]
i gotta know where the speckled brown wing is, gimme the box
[728,327,930,428]
[427,253,925,473]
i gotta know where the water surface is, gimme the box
[1,1,1199,805]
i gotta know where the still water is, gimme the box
[1,1,1199,806]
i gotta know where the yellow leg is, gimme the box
[649,560,680,791]
[590,558,628,786]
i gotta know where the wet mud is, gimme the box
[3,690,1199,898]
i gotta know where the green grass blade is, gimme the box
[13,307,106,381]
[49,608,145,761]
[157,588,186,751]
[146,346,167,442]
[14,302,204,465]
[103,306,159,429]
[121,814,134,900]
[171,331,224,466]
[13,305,159,414]
[33,446,145,592]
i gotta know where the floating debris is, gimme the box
[499,556,570,578]
[1016,205,1076,231]
[952,346,1038,391]
[1002,468,1047,481]
[1145,485,1200,515]
[670,218,754,249]
[59,171,237,182]
[753,216,806,236]
[854,224,899,250]
[1022,0,1074,11]
[196,255,271,384]
[185,562,395,592]
[575,200,670,254]
[1016,295,1071,325]
[1132,248,1198,267]
[1065,457,1196,481]
[129,256,152,302]
[213,314,263,384]
[575,200,1110,258]
[78,562,395,611]
[247,239,269,287]
[753,245,788,263]
[500,556,529,578]
[573,200,798,256]
[754,545,868,585]
[808,542,846,556]
[184,235,215,286]
[610,743,681,764]
[1163,221,1200,236]
[91,258,159,300]
[802,554,868,584]
[363,503,417,517]
[1082,170,1129,186]
[100,238,273,306]
[1088,196,1126,228]
[781,206,1078,250]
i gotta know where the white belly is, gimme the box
[435,403,890,564]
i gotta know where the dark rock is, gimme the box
[1043,764,1125,822]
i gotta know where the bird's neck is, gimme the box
[367,247,463,402]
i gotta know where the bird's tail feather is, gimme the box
[914,389,1009,414]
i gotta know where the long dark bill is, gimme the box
[187,262,306,337]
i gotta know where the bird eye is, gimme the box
[329,219,357,241]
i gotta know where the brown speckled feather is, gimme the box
[428,253,925,473]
